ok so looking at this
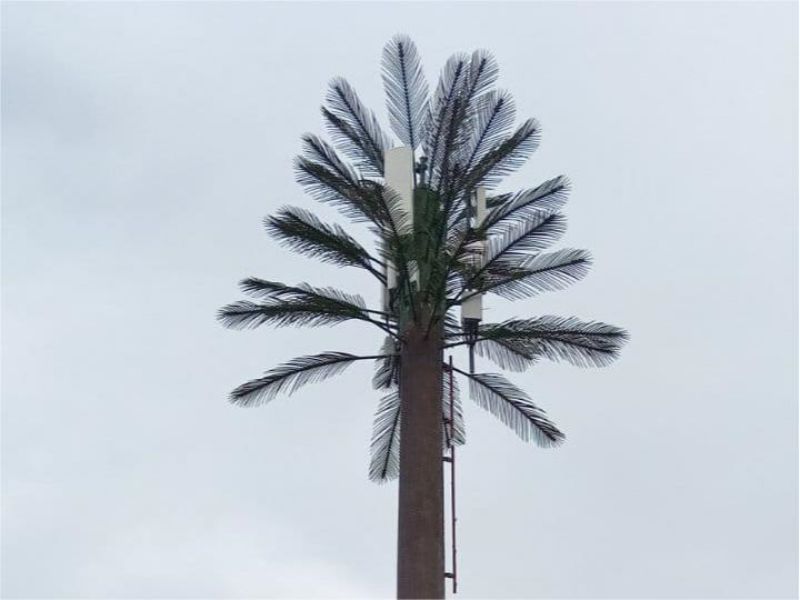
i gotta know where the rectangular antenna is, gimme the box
[384,146,414,229]
[382,147,416,300]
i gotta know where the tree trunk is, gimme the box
[397,323,444,599]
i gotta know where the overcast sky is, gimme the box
[2,2,797,598]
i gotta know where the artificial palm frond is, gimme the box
[474,337,539,372]
[445,50,501,182]
[483,210,566,262]
[475,248,593,301]
[424,50,498,191]
[216,300,357,330]
[447,192,564,305]
[442,311,463,340]
[231,352,382,407]
[382,35,429,150]
[482,176,571,233]
[459,211,567,293]
[432,93,470,201]
[478,316,630,367]
[379,183,414,237]
[464,49,500,103]
[236,278,365,306]
[369,365,465,483]
[442,364,466,446]
[373,337,400,390]
[458,118,541,192]
[265,206,383,280]
[423,52,470,187]
[460,89,515,176]
[301,133,362,183]
[369,389,402,482]
[454,368,564,447]
[218,281,379,331]
[294,156,382,224]
[323,77,391,177]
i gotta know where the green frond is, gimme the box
[423,52,470,187]
[237,278,366,307]
[231,352,381,407]
[460,89,516,175]
[382,34,429,149]
[473,248,592,301]
[482,176,571,233]
[265,207,383,278]
[323,77,391,177]
[458,212,568,295]
[216,300,358,330]
[369,363,465,483]
[478,316,630,367]
[458,118,541,192]
[443,365,466,446]
[218,281,376,330]
[368,389,402,483]
[454,368,564,447]
[464,50,500,99]
[294,156,381,224]
[424,49,499,193]
[482,212,567,264]
[372,337,401,390]
[474,337,539,372]
[301,133,361,182]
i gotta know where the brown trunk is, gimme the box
[397,324,444,599]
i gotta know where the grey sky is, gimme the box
[2,1,797,598]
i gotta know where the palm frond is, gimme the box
[380,183,413,237]
[474,337,539,372]
[294,156,381,224]
[237,278,366,306]
[478,316,630,367]
[369,364,465,483]
[459,118,541,191]
[323,77,391,177]
[424,50,497,191]
[454,368,564,447]
[218,281,371,330]
[432,93,471,199]
[461,212,567,292]
[382,34,429,149]
[442,50,500,183]
[369,389,402,482]
[442,179,566,309]
[217,300,356,330]
[443,365,466,446]
[476,248,592,300]
[485,211,566,262]
[482,176,571,232]
[460,89,515,175]
[464,49,500,103]
[301,133,361,183]
[265,206,383,278]
[372,337,400,390]
[231,352,380,407]
[423,52,469,186]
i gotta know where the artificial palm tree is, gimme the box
[219,35,628,599]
